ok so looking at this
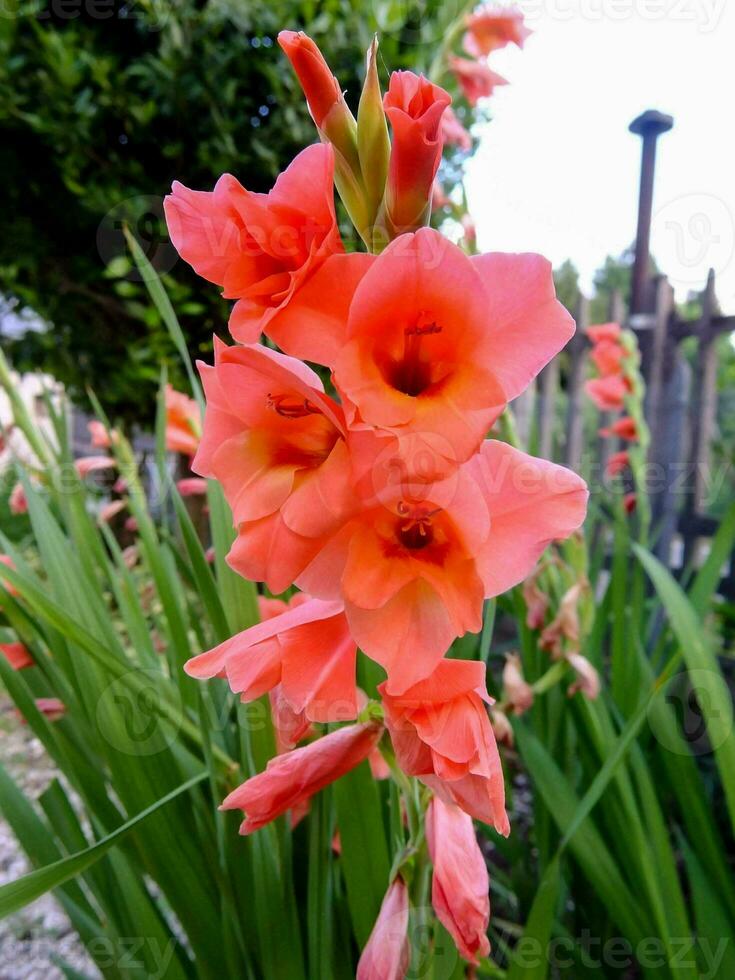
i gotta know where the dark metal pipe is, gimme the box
[629,110,673,313]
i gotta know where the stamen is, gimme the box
[392,312,443,397]
[404,321,442,337]
[267,393,321,419]
[396,501,441,549]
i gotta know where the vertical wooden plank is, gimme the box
[608,288,626,326]
[688,269,718,511]
[513,385,535,450]
[564,295,588,471]
[645,276,675,448]
[643,277,686,567]
[536,359,559,460]
[682,269,718,566]
[650,355,691,566]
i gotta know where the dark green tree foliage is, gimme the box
[0,0,458,419]
[588,248,634,323]
[553,258,580,316]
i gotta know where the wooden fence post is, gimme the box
[564,295,588,471]
[644,278,687,564]
[682,269,718,565]
[536,360,559,460]
[513,385,535,448]
[645,276,675,449]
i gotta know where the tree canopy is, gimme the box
[0,0,461,419]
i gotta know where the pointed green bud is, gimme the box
[357,36,390,236]
[279,30,373,245]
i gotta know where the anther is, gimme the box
[267,393,321,418]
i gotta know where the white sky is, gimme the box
[464,0,735,313]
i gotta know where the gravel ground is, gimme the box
[0,694,98,980]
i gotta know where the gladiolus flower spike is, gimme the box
[170,24,589,970]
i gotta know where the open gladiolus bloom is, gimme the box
[164,384,202,457]
[381,660,509,833]
[464,6,532,58]
[165,25,588,971]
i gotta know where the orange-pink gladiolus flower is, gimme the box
[606,449,630,478]
[431,179,451,210]
[165,385,201,457]
[0,641,33,670]
[185,595,358,723]
[176,477,208,496]
[441,105,472,150]
[221,721,382,833]
[75,456,115,478]
[328,228,574,467]
[192,338,355,593]
[165,144,365,354]
[258,594,316,751]
[277,31,347,131]
[380,659,509,833]
[590,338,626,377]
[87,419,114,449]
[584,374,630,412]
[269,684,313,754]
[464,5,531,58]
[381,71,451,234]
[99,500,127,524]
[9,481,27,515]
[427,796,491,965]
[449,56,507,105]
[599,416,638,441]
[587,322,621,343]
[297,439,586,694]
[16,698,65,723]
[356,878,410,980]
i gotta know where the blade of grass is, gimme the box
[0,771,207,918]
[506,857,561,980]
[333,758,391,947]
[634,544,735,835]
[123,225,203,410]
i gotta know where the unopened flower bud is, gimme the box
[503,653,534,715]
[357,36,390,233]
[278,31,371,242]
[376,71,451,241]
[566,652,600,700]
[522,573,549,629]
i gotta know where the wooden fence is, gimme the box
[524,267,735,595]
